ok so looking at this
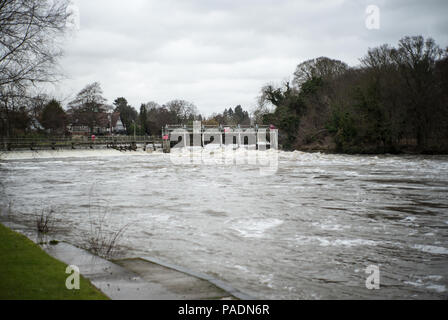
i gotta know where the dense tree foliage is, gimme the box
[205,105,250,126]
[113,97,137,135]
[40,99,66,134]
[256,35,448,153]
[293,57,349,88]
[143,102,173,136]
[132,100,200,136]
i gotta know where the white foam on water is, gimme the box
[311,222,346,231]
[402,216,417,222]
[405,275,446,293]
[6,166,43,170]
[295,235,378,247]
[259,273,275,289]
[424,275,443,281]
[332,238,378,247]
[234,265,250,273]
[231,218,283,238]
[0,149,155,160]
[426,284,446,293]
[412,244,448,255]
[2,149,448,299]
[404,280,424,288]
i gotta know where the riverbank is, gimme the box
[293,135,448,155]
[0,221,249,300]
[0,223,108,300]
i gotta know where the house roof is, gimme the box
[69,111,123,128]
[110,112,123,127]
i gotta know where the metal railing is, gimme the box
[0,136,162,151]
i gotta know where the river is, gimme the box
[0,148,447,299]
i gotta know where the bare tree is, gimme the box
[67,82,108,134]
[392,36,445,148]
[0,0,70,137]
[360,44,396,70]
[293,57,349,88]
[165,99,199,124]
[68,82,107,108]
[0,0,71,89]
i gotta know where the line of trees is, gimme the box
[255,35,448,153]
[67,82,108,134]
[0,0,257,139]
[0,73,254,137]
[203,105,251,126]
[33,83,204,137]
[3,2,444,154]
[0,0,71,137]
[136,99,200,136]
[131,101,252,135]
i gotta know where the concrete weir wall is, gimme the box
[1,136,163,152]
[162,121,278,153]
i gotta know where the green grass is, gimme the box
[0,223,109,300]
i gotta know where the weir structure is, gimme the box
[161,121,278,153]
[0,136,162,151]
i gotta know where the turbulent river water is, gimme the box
[0,148,447,299]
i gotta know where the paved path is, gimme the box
[45,242,186,299]
[1,221,252,300]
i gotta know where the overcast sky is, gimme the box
[52,0,448,116]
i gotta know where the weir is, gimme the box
[0,136,162,152]
[161,121,278,153]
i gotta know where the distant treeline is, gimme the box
[0,0,255,138]
[0,79,253,137]
[2,6,447,155]
[254,35,448,154]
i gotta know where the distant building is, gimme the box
[68,112,126,135]
[68,124,90,135]
[30,118,44,131]
[111,112,126,133]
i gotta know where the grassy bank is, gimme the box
[0,223,108,300]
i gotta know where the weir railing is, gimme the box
[0,136,162,151]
